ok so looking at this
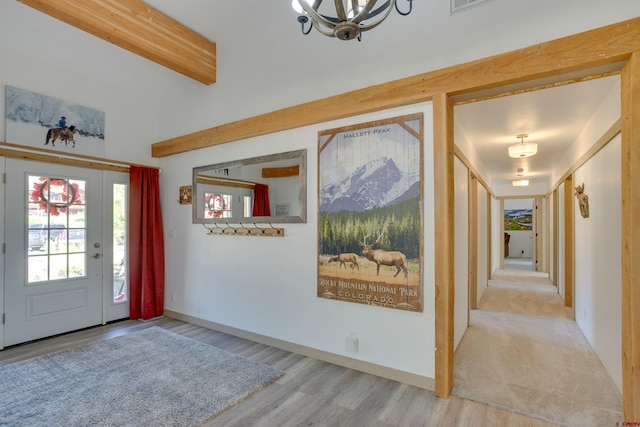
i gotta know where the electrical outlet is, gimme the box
[346,336,359,352]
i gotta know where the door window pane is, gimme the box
[113,183,128,303]
[27,256,47,282]
[26,175,87,283]
[49,254,69,280]
[69,253,86,278]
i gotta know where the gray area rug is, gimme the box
[453,271,623,427]
[0,326,283,426]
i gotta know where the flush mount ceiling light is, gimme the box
[292,0,413,41]
[511,179,530,187]
[511,168,530,187]
[508,133,538,158]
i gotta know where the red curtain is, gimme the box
[252,183,271,216]
[129,166,165,320]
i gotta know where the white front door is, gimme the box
[4,160,103,346]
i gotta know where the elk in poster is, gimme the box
[359,231,407,278]
[328,253,360,270]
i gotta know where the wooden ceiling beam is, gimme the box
[151,16,640,157]
[18,0,216,85]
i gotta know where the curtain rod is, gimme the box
[0,141,160,173]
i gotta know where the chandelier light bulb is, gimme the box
[291,0,305,15]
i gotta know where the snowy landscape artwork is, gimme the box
[317,113,424,312]
[5,86,105,157]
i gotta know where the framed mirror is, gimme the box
[193,149,307,224]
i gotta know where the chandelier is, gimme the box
[508,133,538,158]
[292,0,413,41]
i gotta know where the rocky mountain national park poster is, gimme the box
[318,113,424,312]
[5,85,105,158]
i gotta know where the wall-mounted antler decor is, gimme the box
[575,183,589,218]
[178,185,192,204]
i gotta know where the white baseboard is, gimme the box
[164,309,434,391]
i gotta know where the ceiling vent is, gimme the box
[451,0,494,14]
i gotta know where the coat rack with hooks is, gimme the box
[202,222,285,237]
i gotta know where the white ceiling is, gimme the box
[455,74,620,191]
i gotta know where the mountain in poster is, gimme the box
[320,156,419,213]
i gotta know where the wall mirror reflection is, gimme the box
[193,149,307,224]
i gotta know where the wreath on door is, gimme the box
[30,177,80,216]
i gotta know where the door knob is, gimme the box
[92,253,102,259]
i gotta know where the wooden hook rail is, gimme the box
[202,222,284,237]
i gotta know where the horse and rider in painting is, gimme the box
[45,116,77,148]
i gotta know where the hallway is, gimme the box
[504,257,534,272]
[452,269,622,426]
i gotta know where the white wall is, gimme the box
[454,120,491,181]
[160,102,437,380]
[0,46,160,167]
[476,184,488,304]
[453,156,469,350]
[574,135,622,393]
[551,80,621,187]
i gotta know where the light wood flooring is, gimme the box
[0,317,559,426]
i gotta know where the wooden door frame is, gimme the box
[552,189,559,286]
[544,194,552,278]
[433,93,455,398]
[486,191,492,283]
[432,22,640,421]
[534,197,544,272]
[562,176,574,309]
[621,51,640,421]
[499,199,505,270]
[468,174,478,310]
